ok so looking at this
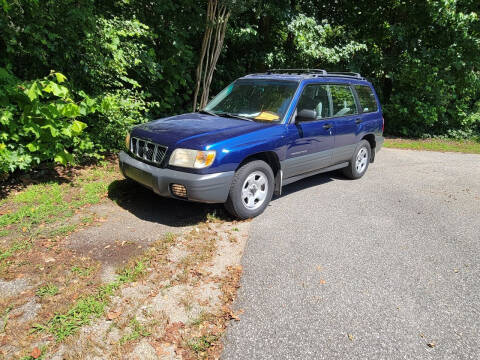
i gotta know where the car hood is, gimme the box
[132,112,275,148]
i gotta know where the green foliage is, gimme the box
[88,90,154,152]
[0,69,95,173]
[119,318,151,344]
[286,14,366,66]
[219,0,480,138]
[36,284,59,298]
[0,0,479,176]
[33,295,106,341]
[33,256,151,341]
[71,266,93,277]
[187,334,218,353]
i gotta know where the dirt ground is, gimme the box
[0,168,250,360]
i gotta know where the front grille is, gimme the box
[130,137,168,165]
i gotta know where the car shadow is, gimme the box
[108,179,230,227]
[108,171,348,224]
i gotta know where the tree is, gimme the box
[193,0,231,111]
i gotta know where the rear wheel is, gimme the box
[225,160,274,219]
[342,140,371,179]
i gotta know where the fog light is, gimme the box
[170,184,187,198]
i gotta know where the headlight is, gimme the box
[125,133,131,150]
[169,149,216,169]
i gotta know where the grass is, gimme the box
[48,224,78,237]
[0,239,31,262]
[0,161,118,263]
[36,284,59,298]
[33,296,106,341]
[32,230,180,342]
[71,265,93,277]
[189,311,214,327]
[119,318,151,344]
[1,306,12,333]
[187,335,218,353]
[384,137,480,154]
[19,345,46,360]
[33,254,149,341]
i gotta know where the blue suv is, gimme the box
[119,69,384,219]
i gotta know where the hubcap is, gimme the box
[355,147,368,173]
[241,171,268,210]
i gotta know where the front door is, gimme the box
[283,84,335,179]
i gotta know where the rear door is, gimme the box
[353,84,382,135]
[329,84,360,163]
[283,84,335,178]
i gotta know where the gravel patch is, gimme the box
[0,278,32,299]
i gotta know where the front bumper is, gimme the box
[118,151,234,203]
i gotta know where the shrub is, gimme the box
[0,69,96,174]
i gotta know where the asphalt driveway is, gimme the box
[222,148,480,359]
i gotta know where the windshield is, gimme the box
[204,79,299,122]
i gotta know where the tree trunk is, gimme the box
[193,0,231,111]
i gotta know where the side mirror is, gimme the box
[296,109,317,122]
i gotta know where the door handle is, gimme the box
[323,124,332,130]
[355,118,362,124]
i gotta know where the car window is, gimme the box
[330,85,358,117]
[204,80,298,122]
[296,84,331,120]
[355,85,378,113]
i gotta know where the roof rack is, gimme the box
[327,72,363,79]
[266,69,364,79]
[267,69,327,75]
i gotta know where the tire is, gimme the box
[224,160,274,219]
[342,140,371,179]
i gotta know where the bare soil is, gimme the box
[0,169,249,359]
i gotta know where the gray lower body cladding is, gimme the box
[118,151,234,203]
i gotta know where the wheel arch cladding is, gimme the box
[362,134,376,162]
[237,151,280,177]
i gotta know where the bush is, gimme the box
[87,89,156,152]
[0,69,96,174]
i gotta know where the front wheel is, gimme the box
[224,160,274,219]
[342,140,371,179]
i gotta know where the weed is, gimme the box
[48,224,77,237]
[206,211,221,222]
[232,227,239,232]
[0,240,32,263]
[189,311,214,327]
[33,296,106,341]
[81,216,94,225]
[179,292,194,312]
[117,259,146,283]
[187,335,218,353]
[19,345,46,360]
[71,266,93,277]
[119,318,151,344]
[34,257,150,341]
[0,163,119,263]
[36,284,59,298]
[164,232,177,243]
[1,306,12,333]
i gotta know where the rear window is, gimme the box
[355,85,378,113]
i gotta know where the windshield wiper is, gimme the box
[217,112,254,121]
[198,109,218,117]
